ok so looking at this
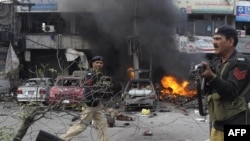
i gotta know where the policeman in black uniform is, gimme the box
[60,55,108,141]
[199,25,250,141]
[84,55,104,107]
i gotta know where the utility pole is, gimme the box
[133,0,139,79]
[127,0,140,79]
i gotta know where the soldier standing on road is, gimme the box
[199,25,250,141]
[60,55,108,141]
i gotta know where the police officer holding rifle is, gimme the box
[195,25,250,141]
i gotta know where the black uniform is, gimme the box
[207,49,250,131]
[83,68,103,107]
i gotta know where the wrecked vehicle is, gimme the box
[16,77,55,105]
[49,76,85,107]
[121,79,158,111]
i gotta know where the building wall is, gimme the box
[174,0,250,54]
[25,34,90,49]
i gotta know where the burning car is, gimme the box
[49,76,85,107]
[121,79,158,111]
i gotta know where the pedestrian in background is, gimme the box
[60,55,108,141]
[199,25,250,141]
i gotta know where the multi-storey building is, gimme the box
[174,0,250,54]
[0,0,105,79]
[14,0,96,78]
[2,0,250,82]
[0,1,15,75]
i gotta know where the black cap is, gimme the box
[92,55,103,62]
[214,25,238,38]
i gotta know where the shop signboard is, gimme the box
[16,0,101,13]
[236,37,250,53]
[178,35,215,54]
[18,0,57,11]
[235,1,250,22]
[173,0,234,14]
[177,35,250,54]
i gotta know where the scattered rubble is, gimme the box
[143,130,153,136]
[160,93,196,106]
[105,108,134,127]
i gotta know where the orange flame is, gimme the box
[161,75,196,97]
[127,67,134,79]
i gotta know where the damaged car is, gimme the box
[121,79,158,111]
[16,77,55,105]
[49,76,85,107]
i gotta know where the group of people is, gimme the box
[59,25,250,141]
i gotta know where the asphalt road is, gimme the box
[0,99,209,141]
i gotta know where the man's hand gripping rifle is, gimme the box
[190,63,207,116]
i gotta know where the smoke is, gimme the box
[61,0,207,82]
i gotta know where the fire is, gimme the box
[127,67,134,79]
[160,75,196,98]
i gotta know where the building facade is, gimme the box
[8,0,97,79]
[174,0,250,54]
[2,0,250,81]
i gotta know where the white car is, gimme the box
[16,77,55,105]
[122,79,158,111]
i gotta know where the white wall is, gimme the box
[26,34,91,49]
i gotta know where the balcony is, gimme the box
[25,34,91,49]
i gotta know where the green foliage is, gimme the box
[0,126,15,141]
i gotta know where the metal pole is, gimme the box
[133,0,139,79]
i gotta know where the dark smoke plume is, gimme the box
[61,0,207,83]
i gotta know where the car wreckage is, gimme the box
[121,79,158,111]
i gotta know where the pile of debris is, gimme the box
[105,108,134,127]
[160,93,196,106]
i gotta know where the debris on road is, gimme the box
[143,130,153,136]
[105,108,134,121]
[141,108,150,115]
[148,113,157,118]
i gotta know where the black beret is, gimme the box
[214,25,238,38]
[92,55,103,62]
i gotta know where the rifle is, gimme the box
[190,64,208,116]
